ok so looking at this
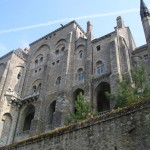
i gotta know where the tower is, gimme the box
[140,0,150,42]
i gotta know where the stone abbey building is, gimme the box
[0,0,150,146]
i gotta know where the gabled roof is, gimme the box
[30,20,86,46]
[132,44,148,54]
[14,48,28,61]
[0,48,28,61]
[92,31,115,43]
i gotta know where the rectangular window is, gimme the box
[96,45,101,51]
[144,54,149,61]
[97,65,104,74]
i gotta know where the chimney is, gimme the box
[87,21,93,40]
[24,48,30,54]
[117,16,125,28]
[87,21,93,33]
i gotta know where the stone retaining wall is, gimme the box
[1,100,150,150]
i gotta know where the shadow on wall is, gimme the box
[94,82,110,112]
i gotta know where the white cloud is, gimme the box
[0,8,139,34]
[0,42,9,57]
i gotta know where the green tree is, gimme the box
[65,92,96,124]
[109,63,150,108]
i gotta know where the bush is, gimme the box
[109,63,150,108]
[65,92,96,124]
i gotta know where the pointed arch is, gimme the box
[22,105,35,131]
[73,88,84,112]
[0,113,12,146]
[94,82,110,112]
[46,101,56,130]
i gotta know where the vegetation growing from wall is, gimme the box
[65,92,96,124]
[108,63,150,108]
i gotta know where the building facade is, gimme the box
[0,0,150,146]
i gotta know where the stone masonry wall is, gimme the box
[1,100,150,150]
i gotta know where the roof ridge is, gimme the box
[30,20,86,46]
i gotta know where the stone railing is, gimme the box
[5,90,40,107]
[97,110,110,116]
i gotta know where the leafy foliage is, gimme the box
[65,92,96,124]
[109,63,150,108]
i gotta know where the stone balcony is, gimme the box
[5,90,39,108]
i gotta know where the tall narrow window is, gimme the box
[35,59,38,65]
[47,101,56,129]
[96,61,104,74]
[79,50,83,58]
[23,113,34,131]
[144,54,149,61]
[23,105,35,131]
[55,50,59,55]
[40,57,43,62]
[96,45,101,51]
[61,46,65,51]
[77,68,84,81]
[56,76,61,85]
[17,72,21,80]
[33,85,37,92]
[38,83,41,91]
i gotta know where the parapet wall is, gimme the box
[1,100,150,150]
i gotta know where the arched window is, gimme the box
[96,61,104,74]
[55,50,59,55]
[73,89,84,113]
[79,50,83,58]
[33,85,37,92]
[34,54,44,67]
[40,57,43,62]
[47,101,56,129]
[56,76,61,85]
[77,68,84,81]
[32,79,42,93]
[38,83,41,91]
[1,113,12,145]
[95,82,110,112]
[35,59,38,65]
[17,72,21,80]
[23,105,35,131]
[61,46,65,51]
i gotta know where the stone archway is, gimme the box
[21,105,35,132]
[73,89,84,112]
[0,113,12,146]
[47,100,56,130]
[95,82,110,112]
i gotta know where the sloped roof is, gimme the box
[14,48,28,61]
[30,20,86,46]
[0,48,28,61]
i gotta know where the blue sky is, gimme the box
[0,0,150,57]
